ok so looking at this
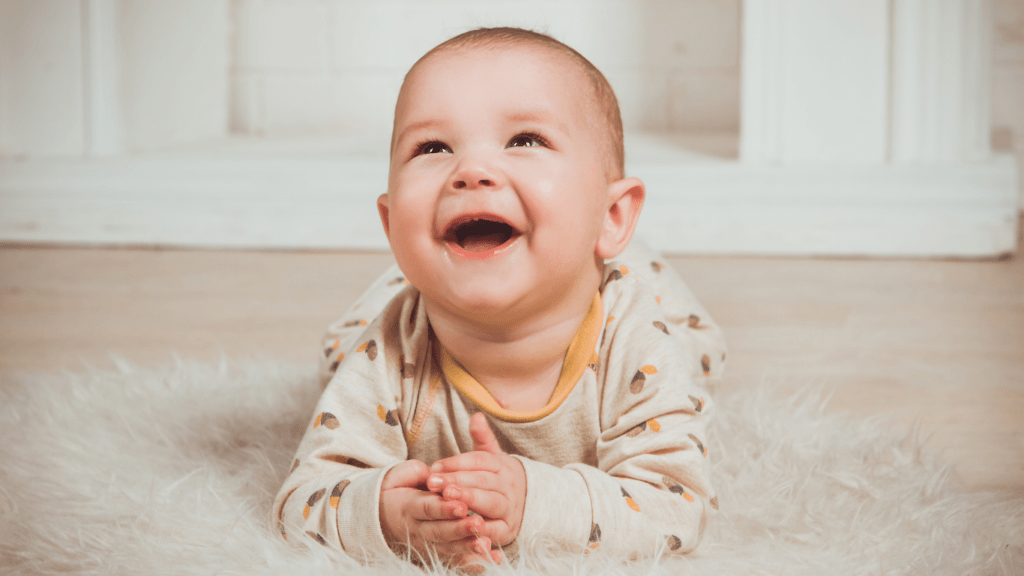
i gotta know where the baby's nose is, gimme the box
[453,177,494,189]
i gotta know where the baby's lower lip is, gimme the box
[445,234,520,260]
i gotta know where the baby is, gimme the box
[272,27,725,567]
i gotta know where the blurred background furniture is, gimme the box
[1,0,1021,256]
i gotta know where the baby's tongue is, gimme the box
[461,233,507,252]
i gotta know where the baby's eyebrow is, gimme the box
[395,119,449,146]
[506,111,569,135]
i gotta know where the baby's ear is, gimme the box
[596,177,645,259]
[376,193,391,240]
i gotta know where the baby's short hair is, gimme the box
[401,27,625,180]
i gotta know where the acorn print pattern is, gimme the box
[665,534,682,552]
[323,455,370,468]
[304,488,326,519]
[305,531,328,546]
[343,319,368,328]
[662,476,695,502]
[314,412,340,430]
[629,365,658,394]
[323,339,340,358]
[620,486,641,511]
[330,479,350,508]
[377,405,399,426]
[650,260,665,273]
[689,395,704,412]
[279,522,288,541]
[652,320,670,335]
[329,353,345,373]
[625,418,661,436]
[588,522,601,551]
[357,340,378,361]
[701,354,711,376]
[604,265,629,288]
[387,276,407,286]
[688,314,701,328]
[688,433,707,457]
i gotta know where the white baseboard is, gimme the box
[0,134,1018,257]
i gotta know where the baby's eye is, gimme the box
[417,141,452,155]
[507,133,547,149]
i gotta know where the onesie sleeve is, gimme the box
[514,264,718,558]
[584,270,716,556]
[616,238,727,382]
[274,290,418,561]
[318,263,410,387]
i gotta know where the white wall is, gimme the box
[0,1,85,156]
[229,0,742,140]
[0,0,229,157]
[992,0,1024,207]
[119,1,230,152]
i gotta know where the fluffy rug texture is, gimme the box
[1,359,1021,576]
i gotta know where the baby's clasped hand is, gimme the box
[428,412,527,561]
[379,459,496,565]
[379,412,522,567]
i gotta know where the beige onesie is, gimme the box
[272,241,726,561]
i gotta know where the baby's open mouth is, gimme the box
[448,218,519,252]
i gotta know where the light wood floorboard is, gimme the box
[1,243,1021,495]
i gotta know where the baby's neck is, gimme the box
[427,298,593,412]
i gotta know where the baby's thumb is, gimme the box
[469,412,502,455]
[381,459,431,490]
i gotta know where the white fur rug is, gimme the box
[1,358,1021,576]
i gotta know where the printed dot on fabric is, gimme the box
[620,486,641,512]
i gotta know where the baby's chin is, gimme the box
[430,282,530,320]
[425,272,600,331]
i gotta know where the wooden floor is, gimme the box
[1,239,1021,496]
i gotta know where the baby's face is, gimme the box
[381,45,612,322]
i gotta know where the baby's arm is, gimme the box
[318,264,410,387]
[276,306,489,564]
[616,238,727,381]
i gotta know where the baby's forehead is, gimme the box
[417,41,584,86]
[406,42,600,119]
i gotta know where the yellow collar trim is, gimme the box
[440,294,603,423]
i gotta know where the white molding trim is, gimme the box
[740,0,891,164]
[82,0,123,157]
[1,135,1017,257]
[891,0,992,162]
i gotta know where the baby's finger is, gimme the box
[418,515,485,544]
[427,471,499,494]
[407,492,468,521]
[469,412,503,455]
[381,460,431,490]
[443,486,509,520]
[475,517,518,548]
[431,452,501,474]
[437,536,498,570]
[444,537,499,565]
